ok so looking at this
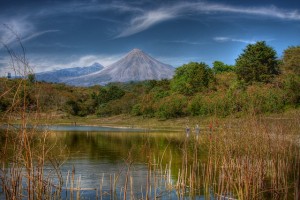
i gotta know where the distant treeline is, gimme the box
[1,42,299,119]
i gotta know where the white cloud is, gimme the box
[116,2,300,38]
[213,37,257,44]
[36,1,143,17]
[3,1,299,41]
[0,18,34,45]
[22,30,60,43]
[115,9,175,38]
[157,55,206,68]
[0,53,122,76]
[163,40,206,45]
[29,54,123,73]
[0,17,60,47]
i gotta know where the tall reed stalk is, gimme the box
[0,29,64,199]
[173,115,300,199]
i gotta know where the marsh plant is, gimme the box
[0,34,65,199]
[170,116,300,199]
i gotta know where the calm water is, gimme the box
[54,127,183,199]
[0,125,208,199]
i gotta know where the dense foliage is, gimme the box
[212,61,235,74]
[1,41,299,119]
[171,62,215,95]
[236,41,279,83]
[282,46,300,75]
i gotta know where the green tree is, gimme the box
[27,73,36,84]
[282,46,300,75]
[212,61,235,74]
[96,85,125,105]
[236,41,279,83]
[155,94,187,119]
[107,85,125,100]
[283,74,300,105]
[171,62,214,95]
[64,100,80,115]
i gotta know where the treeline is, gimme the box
[1,42,299,119]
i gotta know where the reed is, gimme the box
[0,31,65,199]
[172,115,300,199]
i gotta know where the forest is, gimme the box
[1,41,300,120]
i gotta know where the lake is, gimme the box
[2,121,298,199]
[1,125,208,199]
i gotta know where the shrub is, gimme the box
[155,94,187,119]
[171,62,215,95]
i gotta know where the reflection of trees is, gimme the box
[56,132,189,165]
[55,131,210,181]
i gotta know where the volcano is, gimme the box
[66,49,174,86]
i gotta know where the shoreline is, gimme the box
[2,108,299,130]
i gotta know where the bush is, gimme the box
[131,104,142,116]
[212,61,236,74]
[283,74,300,105]
[171,62,215,95]
[282,46,300,75]
[243,84,285,114]
[0,99,10,113]
[188,93,237,117]
[155,94,187,119]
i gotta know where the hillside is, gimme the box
[36,62,104,83]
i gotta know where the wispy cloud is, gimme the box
[36,1,143,17]
[4,1,299,41]
[30,54,122,73]
[213,37,257,44]
[1,1,142,46]
[0,17,59,47]
[163,40,206,45]
[0,17,34,45]
[115,9,175,38]
[213,36,275,44]
[157,55,209,68]
[22,30,60,43]
[116,2,300,38]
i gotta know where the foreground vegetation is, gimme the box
[1,112,299,199]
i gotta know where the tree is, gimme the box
[171,62,215,95]
[64,100,80,115]
[236,41,279,83]
[212,61,235,74]
[155,94,187,119]
[27,73,36,84]
[95,85,125,106]
[282,46,300,75]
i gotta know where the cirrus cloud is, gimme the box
[213,37,257,44]
[116,2,300,38]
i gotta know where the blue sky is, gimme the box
[1,0,300,74]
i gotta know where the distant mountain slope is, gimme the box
[36,62,104,83]
[66,49,174,86]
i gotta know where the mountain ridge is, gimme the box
[66,49,174,86]
[36,62,104,83]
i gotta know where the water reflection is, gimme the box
[57,131,183,161]
[1,126,206,199]
[39,124,146,132]
[50,129,186,199]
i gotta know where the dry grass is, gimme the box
[170,115,300,199]
[0,32,65,199]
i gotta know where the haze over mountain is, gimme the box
[66,49,174,86]
[36,63,104,83]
